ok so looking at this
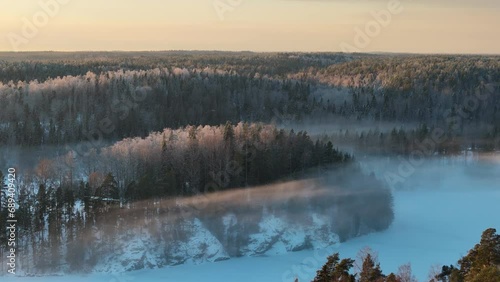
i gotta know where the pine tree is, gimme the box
[67,211,85,272]
[435,265,462,282]
[458,228,500,281]
[385,273,400,282]
[313,253,340,282]
[63,187,75,216]
[333,258,356,282]
[468,265,500,282]
[359,253,385,282]
[313,253,356,282]
[323,141,334,165]
[35,184,48,232]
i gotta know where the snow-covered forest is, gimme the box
[0,52,499,280]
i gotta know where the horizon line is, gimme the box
[1,50,500,56]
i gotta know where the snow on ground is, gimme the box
[4,156,500,282]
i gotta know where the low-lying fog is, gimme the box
[5,152,499,282]
[152,153,500,281]
[1,118,497,281]
[342,152,500,279]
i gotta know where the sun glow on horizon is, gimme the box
[0,0,499,54]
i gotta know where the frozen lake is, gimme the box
[5,154,500,282]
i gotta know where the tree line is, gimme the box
[1,52,498,151]
[0,66,315,146]
[0,122,395,274]
[309,228,500,282]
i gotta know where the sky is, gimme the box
[0,0,499,54]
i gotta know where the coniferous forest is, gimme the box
[0,52,498,279]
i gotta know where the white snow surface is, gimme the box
[4,155,500,282]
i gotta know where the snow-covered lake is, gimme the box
[5,154,500,282]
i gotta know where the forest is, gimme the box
[0,52,498,151]
[0,51,499,275]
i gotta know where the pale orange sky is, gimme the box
[1,0,499,54]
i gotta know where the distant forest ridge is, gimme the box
[0,52,498,151]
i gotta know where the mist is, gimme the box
[0,164,394,274]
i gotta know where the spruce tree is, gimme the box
[35,184,48,232]
[98,173,119,200]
